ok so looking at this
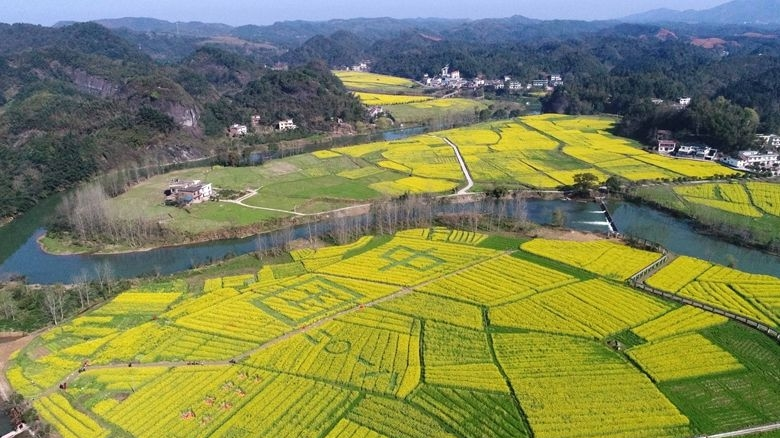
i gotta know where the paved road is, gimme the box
[441,137,474,195]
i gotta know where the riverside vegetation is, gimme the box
[45,114,743,253]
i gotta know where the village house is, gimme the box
[678,97,692,106]
[677,143,717,160]
[548,74,564,86]
[228,124,248,137]
[508,81,524,91]
[251,115,262,128]
[164,179,213,205]
[368,106,384,118]
[756,134,780,149]
[657,140,677,154]
[723,150,779,171]
[350,61,370,72]
[275,119,298,131]
[531,79,548,88]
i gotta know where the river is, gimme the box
[0,197,778,284]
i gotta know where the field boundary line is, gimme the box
[697,422,780,438]
[628,246,780,344]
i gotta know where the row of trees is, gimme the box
[0,262,121,330]
[49,183,172,248]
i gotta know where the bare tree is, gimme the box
[41,285,67,325]
[0,289,17,321]
[94,261,115,297]
[71,271,91,309]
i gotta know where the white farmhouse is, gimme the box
[276,119,298,131]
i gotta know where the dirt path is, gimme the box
[42,250,511,394]
[0,333,39,401]
[702,422,780,438]
[221,188,305,216]
[441,137,474,195]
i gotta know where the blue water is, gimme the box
[1,198,778,284]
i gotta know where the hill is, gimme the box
[0,23,364,220]
[625,0,780,24]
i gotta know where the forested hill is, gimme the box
[0,23,363,219]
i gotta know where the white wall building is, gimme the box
[276,119,298,131]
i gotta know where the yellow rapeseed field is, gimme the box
[10,230,780,438]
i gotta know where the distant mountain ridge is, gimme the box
[54,17,233,38]
[624,0,780,24]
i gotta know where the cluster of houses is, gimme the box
[164,179,213,205]
[422,65,563,92]
[228,116,298,138]
[651,97,692,109]
[722,150,779,173]
[654,130,718,160]
[654,130,780,174]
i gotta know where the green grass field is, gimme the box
[10,228,780,438]
[657,323,780,434]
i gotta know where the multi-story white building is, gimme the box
[722,150,779,170]
[276,119,298,131]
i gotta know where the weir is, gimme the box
[599,199,619,234]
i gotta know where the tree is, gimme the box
[573,172,600,194]
[605,176,627,193]
[71,271,92,309]
[41,285,67,325]
[0,289,18,321]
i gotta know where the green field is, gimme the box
[98,151,462,237]
[9,228,780,438]
[632,181,780,249]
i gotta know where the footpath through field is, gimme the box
[699,422,780,438]
[441,137,474,195]
[39,249,511,397]
[220,187,306,216]
[629,250,780,344]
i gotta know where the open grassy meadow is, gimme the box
[100,148,464,236]
[9,228,780,438]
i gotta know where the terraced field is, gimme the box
[9,229,780,438]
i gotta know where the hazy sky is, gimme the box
[3,0,730,26]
